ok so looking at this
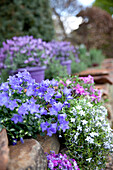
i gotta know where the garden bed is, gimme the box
[0,71,112,169]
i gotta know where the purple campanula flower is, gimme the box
[12,139,17,145]
[11,114,23,124]
[2,42,9,50]
[58,113,67,123]
[20,137,24,144]
[26,86,34,96]
[43,60,48,65]
[0,62,4,69]
[0,82,9,91]
[28,57,34,62]
[55,92,62,98]
[0,92,9,106]
[16,99,21,103]
[66,95,73,100]
[58,121,69,132]
[28,103,40,114]
[7,99,18,110]
[37,89,45,97]
[47,88,55,96]
[63,87,71,96]
[40,79,50,88]
[47,123,57,136]
[20,49,27,54]
[53,102,63,112]
[8,76,20,90]
[29,97,37,103]
[19,70,35,84]
[49,107,58,116]
[75,57,80,63]
[10,46,19,52]
[40,122,50,132]
[49,98,56,105]
[44,88,55,102]
[18,103,28,115]
[39,107,47,115]
[44,93,52,102]
[24,60,29,64]
[39,85,47,92]
[41,53,46,59]
[35,113,41,118]
[63,101,70,108]
[50,79,58,86]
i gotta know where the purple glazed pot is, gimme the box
[11,66,46,83]
[61,60,72,75]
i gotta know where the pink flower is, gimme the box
[59,80,66,86]
[74,84,86,95]
[66,79,71,85]
[79,75,94,84]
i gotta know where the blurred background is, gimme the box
[0,0,113,58]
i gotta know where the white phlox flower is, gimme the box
[104,141,111,149]
[86,157,92,162]
[74,132,79,141]
[77,125,82,131]
[71,107,77,116]
[79,110,85,116]
[87,102,93,107]
[76,105,82,110]
[85,136,94,144]
[96,122,101,127]
[71,118,76,122]
[85,128,90,132]
[81,120,88,125]
[90,132,99,137]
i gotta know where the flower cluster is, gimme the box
[0,70,72,144]
[64,97,113,169]
[0,36,51,70]
[0,69,112,169]
[58,75,101,103]
[0,36,79,71]
[45,151,79,170]
[48,40,79,62]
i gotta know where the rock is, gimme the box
[102,58,113,64]
[0,128,9,170]
[78,68,109,77]
[106,154,113,170]
[37,133,60,154]
[8,139,47,170]
[106,85,113,129]
[94,75,113,84]
[95,84,109,97]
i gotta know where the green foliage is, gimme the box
[0,0,54,45]
[71,45,90,74]
[45,57,68,80]
[64,97,112,169]
[71,44,105,74]
[93,0,113,15]
[57,76,113,169]
[71,61,88,74]
[0,69,9,83]
[89,48,105,66]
